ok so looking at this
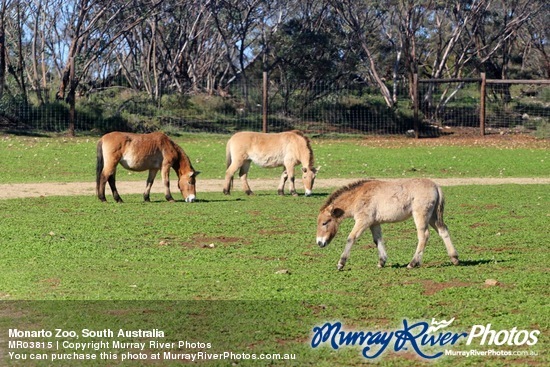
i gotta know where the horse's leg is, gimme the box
[338,219,368,270]
[161,164,175,202]
[277,170,288,195]
[99,149,123,202]
[97,172,108,202]
[285,164,298,196]
[430,218,459,265]
[239,160,253,195]
[223,161,241,195]
[98,157,118,202]
[370,224,387,268]
[143,169,158,202]
[107,172,123,203]
[408,211,430,268]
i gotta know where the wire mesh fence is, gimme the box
[1,77,548,137]
[417,77,550,137]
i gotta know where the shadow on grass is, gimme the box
[141,198,239,204]
[387,258,495,269]
[456,259,496,266]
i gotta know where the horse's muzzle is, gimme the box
[316,237,328,247]
[305,189,312,197]
[185,195,196,203]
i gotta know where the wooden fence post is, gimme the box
[413,73,419,139]
[480,72,486,136]
[68,56,75,137]
[262,70,268,133]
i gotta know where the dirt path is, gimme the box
[1,177,548,200]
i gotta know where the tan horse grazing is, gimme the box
[96,132,200,203]
[223,130,318,196]
[316,179,459,270]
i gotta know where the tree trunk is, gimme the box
[0,3,5,100]
[31,2,44,105]
[359,39,394,108]
[16,2,27,105]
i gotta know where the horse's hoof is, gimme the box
[245,190,254,196]
[223,189,230,195]
[277,190,284,195]
[337,264,344,271]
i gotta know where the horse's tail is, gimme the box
[435,184,446,227]
[96,139,104,193]
[225,140,234,189]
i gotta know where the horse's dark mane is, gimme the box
[320,179,372,211]
[170,138,194,171]
[290,130,314,168]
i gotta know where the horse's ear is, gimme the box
[331,207,345,219]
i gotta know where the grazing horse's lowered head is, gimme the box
[301,166,318,197]
[316,204,344,247]
[177,170,200,203]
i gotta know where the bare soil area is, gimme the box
[1,177,549,200]
[1,131,547,199]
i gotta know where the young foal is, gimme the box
[223,130,317,196]
[316,179,459,270]
[96,132,199,203]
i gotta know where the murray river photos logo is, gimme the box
[310,318,540,360]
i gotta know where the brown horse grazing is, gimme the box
[223,130,318,196]
[96,132,200,203]
[316,179,459,270]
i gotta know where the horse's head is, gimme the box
[178,171,200,202]
[302,167,318,197]
[316,204,344,247]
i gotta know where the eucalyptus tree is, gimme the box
[0,0,10,100]
[0,0,28,104]
[419,0,544,111]
[329,0,395,108]
[267,0,357,114]
[210,0,265,106]
[53,0,162,135]
[128,0,223,100]
[522,1,549,78]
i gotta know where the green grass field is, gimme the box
[0,134,548,366]
[1,133,548,183]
